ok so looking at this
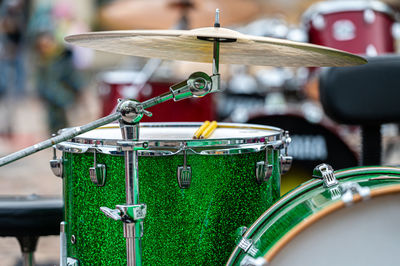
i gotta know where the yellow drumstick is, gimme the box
[193,120,210,139]
[200,121,217,139]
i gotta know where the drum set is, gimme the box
[1,5,400,266]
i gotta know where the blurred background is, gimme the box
[0,0,399,265]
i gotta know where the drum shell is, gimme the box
[228,166,400,265]
[304,3,396,54]
[62,145,281,264]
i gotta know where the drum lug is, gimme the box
[50,145,63,178]
[89,149,106,187]
[340,182,371,206]
[312,163,339,188]
[237,237,259,257]
[240,255,268,266]
[177,143,192,189]
[256,144,273,184]
[280,131,292,175]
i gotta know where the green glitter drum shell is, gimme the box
[63,149,280,265]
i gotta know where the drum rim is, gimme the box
[56,122,283,156]
[264,183,400,263]
[227,166,400,265]
[302,0,396,24]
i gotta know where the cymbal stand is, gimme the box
[100,10,222,266]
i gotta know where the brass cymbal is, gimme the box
[65,27,366,67]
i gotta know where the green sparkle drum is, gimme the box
[57,122,285,265]
[227,166,400,266]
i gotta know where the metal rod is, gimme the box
[142,91,174,109]
[60,222,67,266]
[213,9,220,76]
[120,123,142,266]
[0,112,122,167]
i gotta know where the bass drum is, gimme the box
[246,108,358,194]
[227,166,400,266]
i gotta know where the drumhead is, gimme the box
[57,122,282,155]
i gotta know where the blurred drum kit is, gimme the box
[1,0,400,265]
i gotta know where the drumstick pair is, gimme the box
[193,121,217,139]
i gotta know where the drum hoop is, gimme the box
[226,166,400,264]
[57,122,283,156]
[264,184,400,263]
[302,0,396,24]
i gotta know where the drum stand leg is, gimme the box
[121,122,143,266]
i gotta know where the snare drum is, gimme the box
[57,122,284,265]
[98,71,216,121]
[303,1,397,55]
[227,166,400,266]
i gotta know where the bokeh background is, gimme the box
[0,0,399,265]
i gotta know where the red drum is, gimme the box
[98,71,216,122]
[303,0,397,55]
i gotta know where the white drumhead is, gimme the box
[271,191,400,266]
[75,122,280,141]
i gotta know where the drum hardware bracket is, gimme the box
[312,163,339,188]
[340,182,371,206]
[117,141,149,152]
[237,237,259,257]
[240,255,268,266]
[66,258,79,266]
[50,144,63,178]
[89,149,106,187]
[177,143,192,189]
[280,131,293,175]
[100,204,147,223]
[256,143,273,184]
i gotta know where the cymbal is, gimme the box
[65,27,366,67]
[98,0,262,30]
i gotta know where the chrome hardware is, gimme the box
[256,143,273,184]
[100,206,122,221]
[67,257,79,266]
[71,235,76,245]
[60,222,67,266]
[117,141,149,152]
[170,72,212,101]
[340,182,371,206]
[177,143,192,189]
[117,99,152,124]
[100,204,147,223]
[117,204,147,223]
[280,131,292,174]
[313,163,338,188]
[240,255,268,266]
[89,150,106,186]
[237,237,259,257]
[50,143,63,178]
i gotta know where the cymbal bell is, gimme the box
[65,27,366,67]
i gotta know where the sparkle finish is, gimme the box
[228,166,400,265]
[63,148,280,265]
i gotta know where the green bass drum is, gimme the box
[57,122,286,265]
[227,166,400,266]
